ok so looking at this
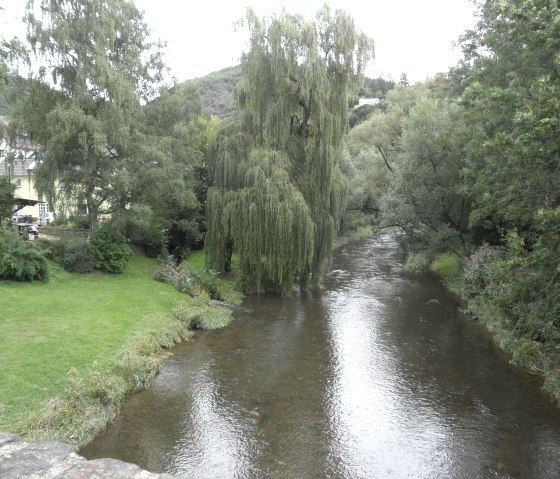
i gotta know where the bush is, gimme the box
[152,256,241,303]
[404,252,430,273]
[191,268,221,300]
[463,243,504,298]
[510,338,545,372]
[431,252,461,282]
[152,256,197,296]
[63,238,94,273]
[0,227,49,281]
[89,224,132,274]
[36,238,66,263]
[0,245,49,281]
[70,214,90,229]
[133,223,166,258]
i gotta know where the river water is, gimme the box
[82,235,560,478]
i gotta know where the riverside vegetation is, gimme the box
[0,0,559,450]
[345,1,560,405]
[0,227,240,449]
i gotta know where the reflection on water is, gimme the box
[82,235,560,478]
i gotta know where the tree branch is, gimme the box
[375,145,394,173]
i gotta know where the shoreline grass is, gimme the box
[0,254,234,449]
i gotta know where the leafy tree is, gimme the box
[344,83,424,225]
[19,0,165,228]
[456,0,560,344]
[460,0,560,237]
[359,76,395,98]
[124,81,219,257]
[380,97,470,253]
[205,6,374,294]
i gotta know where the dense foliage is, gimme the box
[15,0,165,229]
[1,0,218,261]
[343,0,560,395]
[458,0,559,346]
[0,176,15,221]
[1,0,558,399]
[89,224,131,274]
[0,226,48,281]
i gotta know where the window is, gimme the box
[38,203,49,215]
[0,150,5,157]
[15,179,22,188]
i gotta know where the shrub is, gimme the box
[463,243,504,298]
[0,245,49,281]
[191,268,221,300]
[510,338,545,372]
[152,256,197,296]
[63,238,94,273]
[404,252,430,273]
[431,252,461,282]
[0,226,49,281]
[134,223,166,258]
[124,217,167,258]
[89,224,132,274]
[36,238,65,263]
[70,214,90,229]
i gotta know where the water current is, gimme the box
[82,234,560,478]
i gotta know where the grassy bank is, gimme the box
[0,254,234,449]
[333,225,375,250]
[427,252,560,407]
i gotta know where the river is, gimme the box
[82,234,560,478]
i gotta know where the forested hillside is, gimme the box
[197,65,240,120]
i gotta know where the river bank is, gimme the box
[0,226,367,451]
[0,254,235,450]
[82,234,560,478]
[428,252,560,408]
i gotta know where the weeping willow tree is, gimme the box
[205,6,374,294]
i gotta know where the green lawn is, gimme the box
[0,256,183,432]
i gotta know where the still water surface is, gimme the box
[83,235,560,478]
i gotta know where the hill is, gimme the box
[197,65,240,120]
[195,66,395,127]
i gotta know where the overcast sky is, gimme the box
[1,0,478,84]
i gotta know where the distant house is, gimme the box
[355,96,384,108]
[0,116,51,220]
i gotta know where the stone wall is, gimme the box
[0,433,180,479]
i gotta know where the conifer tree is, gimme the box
[205,6,374,294]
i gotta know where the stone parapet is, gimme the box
[0,433,180,479]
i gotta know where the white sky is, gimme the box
[1,0,478,84]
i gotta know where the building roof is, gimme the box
[1,115,42,151]
[0,116,41,177]
[0,156,36,177]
